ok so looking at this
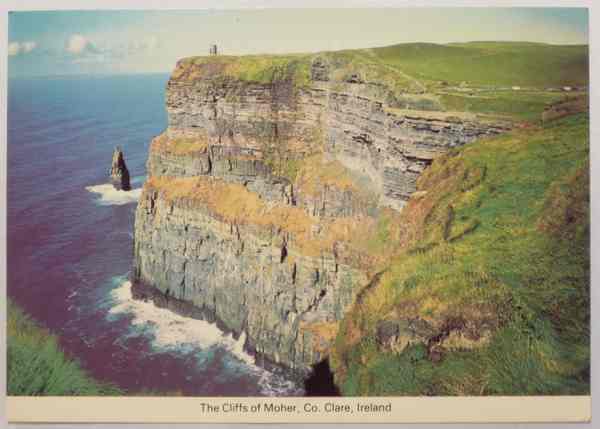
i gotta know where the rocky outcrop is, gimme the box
[132,54,510,374]
[376,318,436,354]
[110,147,131,191]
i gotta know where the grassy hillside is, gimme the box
[372,42,588,87]
[7,300,122,396]
[330,113,589,396]
[174,41,587,122]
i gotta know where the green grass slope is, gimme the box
[7,300,122,396]
[372,42,588,87]
[330,113,589,396]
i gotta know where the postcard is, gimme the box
[3,3,592,424]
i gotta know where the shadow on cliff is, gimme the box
[304,359,340,396]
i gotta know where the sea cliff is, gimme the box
[132,51,510,375]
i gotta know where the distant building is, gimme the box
[209,44,218,56]
[512,86,521,91]
[562,86,572,92]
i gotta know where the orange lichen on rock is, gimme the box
[144,175,378,265]
[145,175,265,223]
[151,132,209,155]
[295,155,361,196]
[299,321,339,355]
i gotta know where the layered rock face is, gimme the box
[133,56,509,374]
[134,177,367,371]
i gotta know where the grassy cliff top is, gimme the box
[171,41,587,122]
[171,53,313,86]
[330,112,589,396]
[173,41,588,89]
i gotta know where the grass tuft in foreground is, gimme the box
[7,300,122,396]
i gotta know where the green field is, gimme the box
[7,300,122,396]
[330,113,590,396]
[372,42,588,88]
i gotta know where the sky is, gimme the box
[7,8,589,77]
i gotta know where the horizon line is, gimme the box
[8,38,589,79]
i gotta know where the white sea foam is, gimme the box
[109,280,301,396]
[86,183,142,206]
[109,281,248,352]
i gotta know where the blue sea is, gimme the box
[7,74,300,396]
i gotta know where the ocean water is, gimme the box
[7,75,301,396]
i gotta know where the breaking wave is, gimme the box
[108,280,301,396]
[86,183,142,206]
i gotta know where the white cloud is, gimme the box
[66,34,90,54]
[8,41,37,56]
[22,41,37,53]
[60,33,160,66]
[126,36,160,54]
[65,34,106,64]
[8,42,20,56]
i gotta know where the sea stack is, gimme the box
[110,147,131,191]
